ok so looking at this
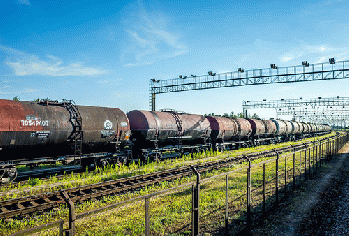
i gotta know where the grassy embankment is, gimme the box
[0,132,339,235]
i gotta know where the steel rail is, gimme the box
[0,137,333,220]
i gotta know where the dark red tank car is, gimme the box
[0,99,130,160]
[262,120,277,136]
[127,110,211,145]
[271,120,287,135]
[206,116,238,141]
[247,119,266,137]
[234,118,253,138]
[284,120,294,134]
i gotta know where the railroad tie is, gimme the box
[0,207,8,213]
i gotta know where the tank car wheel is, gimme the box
[117,156,128,166]
[151,153,162,162]
[0,167,18,183]
[94,158,109,167]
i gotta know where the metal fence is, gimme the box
[9,133,349,236]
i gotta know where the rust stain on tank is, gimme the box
[0,100,44,132]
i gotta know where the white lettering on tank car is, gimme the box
[20,114,49,127]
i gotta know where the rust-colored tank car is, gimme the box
[292,121,302,134]
[303,123,311,133]
[206,116,238,141]
[77,105,130,145]
[247,119,266,137]
[271,120,287,135]
[234,118,253,138]
[127,110,211,144]
[262,120,277,136]
[284,121,294,134]
[0,99,130,160]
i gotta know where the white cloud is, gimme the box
[279,43,348,65]
[121,6,187,67]
[17,0,30,5]
[281,56,294,62]
[1,46,107,77]
[96,78,122,85]
[277,86,296,92]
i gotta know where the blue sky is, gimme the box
[1,0,348,118]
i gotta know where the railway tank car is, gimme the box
[0,99,131,161]
[206,116,238,150]
[0,98,333,182]
[127,110,211,160]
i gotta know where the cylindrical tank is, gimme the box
[0,100,71,147]
[127,110,211,144]
[0,99,130,160]
[309,124,316,133]
[234,118,253,138]
[284,120,294,134]
[77,105,130,145]
[294,121,304,134]
[291,121,301,134]
[262,120,277,136]
[301,123,308,133]
[206,116,238,141]
[272,120,287,135]
[247,119,266,136]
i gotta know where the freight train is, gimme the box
[0,99,331,181]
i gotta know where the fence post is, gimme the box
[304,145,307,180]
[263,163,266,216]
[313,143,315,175]
[225,174,229,235]
[308,145,311,178]
[191,166,200,236]
[247,159,251,227]
[319,140,322,168]
[59,220,64,236]
[61,190,75,236]
[299,147,302,175]
[275,152,279,206]
[284,154,287,193]
[314,142,319,172]
[292,147,296,191]
[326,138,329,161]
[145,197,150,236]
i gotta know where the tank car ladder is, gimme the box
[62,99,83,162]
[37,99,83,164]
[162,109,183,150]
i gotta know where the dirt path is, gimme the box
[248,143,349,235]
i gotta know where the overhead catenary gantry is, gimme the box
[149,59,349,111]
[242,96,349,128]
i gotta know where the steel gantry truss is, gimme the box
[149,59,349,111]
[242,96,349,128]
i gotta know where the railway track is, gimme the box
[0,140,319,220]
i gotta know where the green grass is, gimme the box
[0,132,336,201]
[0,132,344,235]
